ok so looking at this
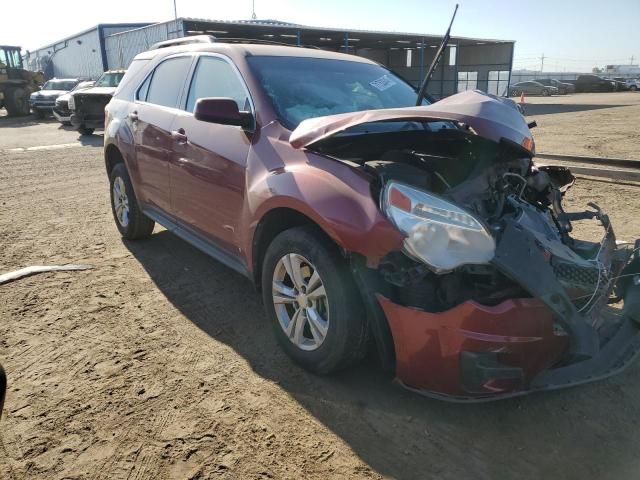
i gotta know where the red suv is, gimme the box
[104,37,640,401]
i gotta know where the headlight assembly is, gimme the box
[68,95,75,110]
[381,181,495,272]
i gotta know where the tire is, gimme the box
[542,89,550,96]
[261,226,368,374]
[4,88,30,116]
[78,126,95,135]
[631,85,638,91]
[109,162,155,240]
[34,109,45,119]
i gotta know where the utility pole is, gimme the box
[173,0,178,22]
[540,53,545,72]
[631,55,635,65]
[252,0,257,19]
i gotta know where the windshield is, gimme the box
[42,80,78,91]
[94,72,125,88]
[247,56,427,130]
[71,81,94,91]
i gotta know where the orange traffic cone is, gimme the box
[519,92,525,104]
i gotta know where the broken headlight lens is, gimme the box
[382,181,495,272]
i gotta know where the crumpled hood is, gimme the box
[289,90,534,152]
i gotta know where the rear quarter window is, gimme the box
[146,56,192,108]
[114,59,149,97]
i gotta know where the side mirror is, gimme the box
[194,97,253,129]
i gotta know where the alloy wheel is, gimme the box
[112,176,130,227]
[272,253,329,351]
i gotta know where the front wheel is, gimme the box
[542,89,550,96]
[261,226,368,374]
[4,88,30,116]
[631,85,638,91]
[109,163,155,240]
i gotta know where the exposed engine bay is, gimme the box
[311,125,637,329]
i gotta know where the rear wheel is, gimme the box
[261,226,368,374]
[78,126,95,135]
[4,88,30,116]
[109,163,155,240]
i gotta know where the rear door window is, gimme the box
[146,56,192,108]
[185,56,250,113]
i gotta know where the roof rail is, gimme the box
[150,35,216,50]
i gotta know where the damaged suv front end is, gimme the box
[291,90,640,401]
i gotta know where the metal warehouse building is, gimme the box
[26,23,151,79]
[27,18,514,98]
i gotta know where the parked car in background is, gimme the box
[509,81,558,96]
[535,78,575,94]
[53,80,95,125]
[624,79,639,91]
[103,39,640,401]
[29,78,80,118]
[606,78,629,91]
[574,75,616,92]
[69,70,125,135]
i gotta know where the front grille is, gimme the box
[75,94,112,116]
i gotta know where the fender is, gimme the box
[104,98,137,176]
[242,148,404,271]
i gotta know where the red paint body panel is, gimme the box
[378,295,568,396]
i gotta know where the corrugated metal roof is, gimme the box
[178,17,513,44]
[103,18,513,45]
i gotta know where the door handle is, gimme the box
[171,128,188,144]
[128,111,138,122]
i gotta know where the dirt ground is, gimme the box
[1,93,640,480]
[523,91,640,159]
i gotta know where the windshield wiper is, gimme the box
[415,4,459,106]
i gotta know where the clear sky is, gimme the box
[5,0,639,72]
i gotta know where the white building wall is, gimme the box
[26,24,151,80]
[28,28,102,79]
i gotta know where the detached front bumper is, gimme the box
[379,293,640,401]
[371,213,640,401]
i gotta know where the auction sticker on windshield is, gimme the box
[369,75,397,91]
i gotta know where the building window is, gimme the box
[448,45,457,66]
[488,70,510,96]
[457,71,477,92]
